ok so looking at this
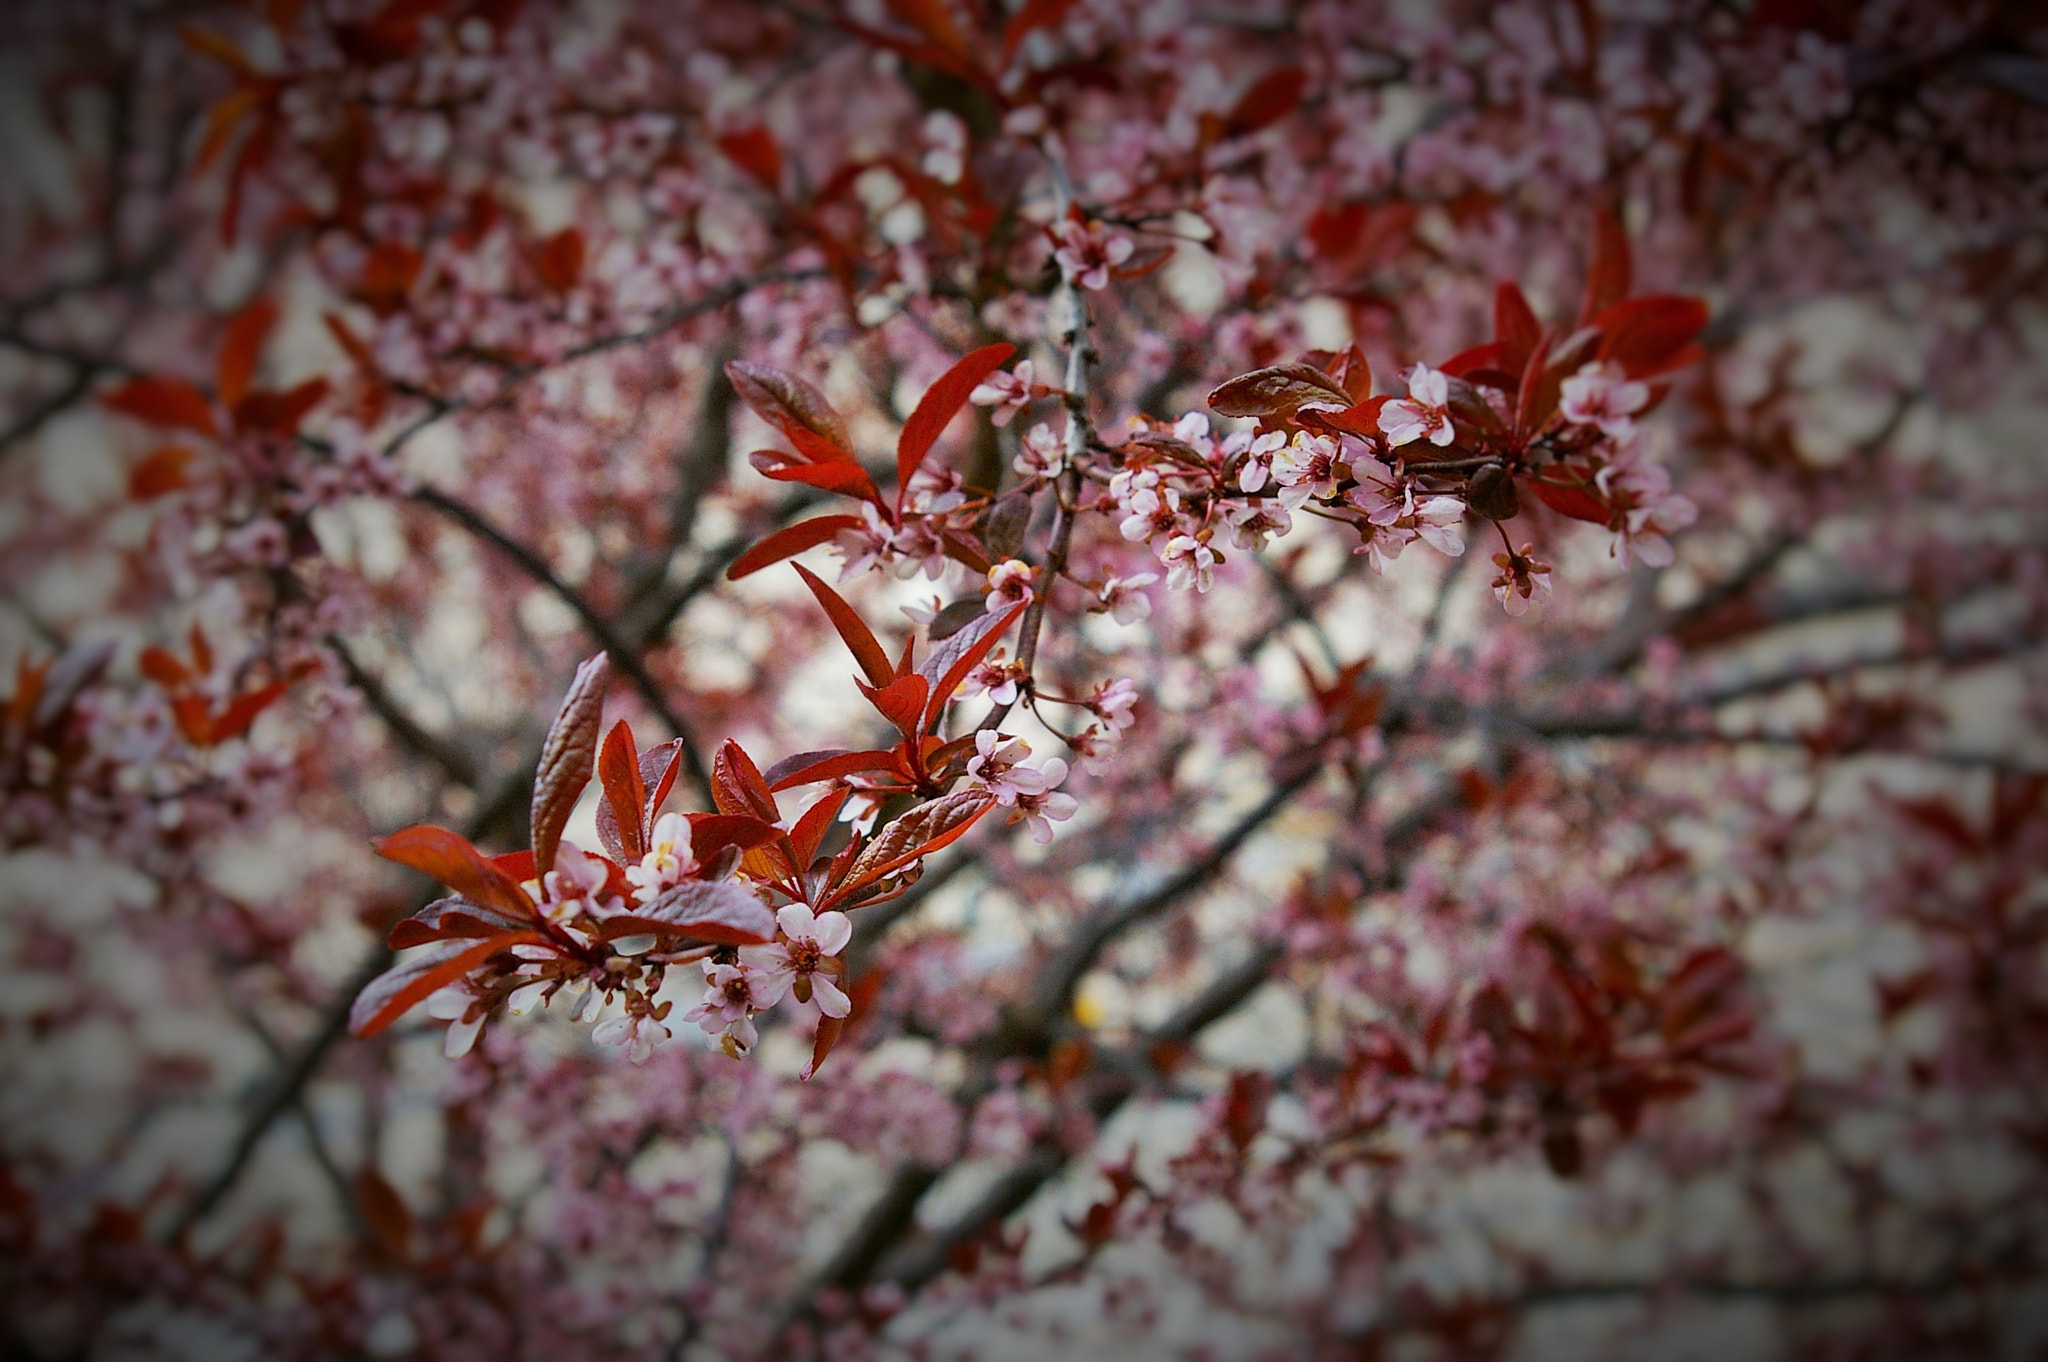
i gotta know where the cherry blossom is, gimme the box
[985,559,1036,613]
[1160,534,1220,593]
[1097,573,1159,624]
[740,903,854,1018]
[1051,218,1135,290]
[970,360,1035,427]
[1560,361,1651,439]
[626,811,697,903]
[1015,420,1066,478]
[684,959,788,1057]
[1379,364,1458,448]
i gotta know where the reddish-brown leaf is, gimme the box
[859,673,930,737]
[349,933,545,1037]
[208,680,289,744]
[885,0,978,70]
[1592,294,1710,378]
[374,825,537,921]
[766,748,902,792]
[1513,333,1559,438]
[101,376,218,437]
[386,896,536,949]
[232,377,328,435]
[756,458,883,502]
[687,812,780,864]
[725,360,854,453]
[919,600,1025,726]
[217,299,278,410]
[802,1012,846,1081]
[1579,206,1632,326]
[180,24,259,76]
[596,719,648,863]
[833,790,992,900]
[711,739,780,823]
[129,445,197,500]
[1206,363,1350,420]
[895,343,1015,511]
[196,85,268,174]
[1527,475,1611,525]
[794,564,896,689]
[717,126,784,195]
[596,879,775,946]
[790,786,852,867]
[139,646,191,691]
[1495,282,1543,368]
[532,226,584,292]
[726,514,866,581]
[530,653,609,876]
[1222,67,1307,139]
[354,1168,413,1259]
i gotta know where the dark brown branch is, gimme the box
[326,633,480,787]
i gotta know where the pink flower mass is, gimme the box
[2,2,2044,1358]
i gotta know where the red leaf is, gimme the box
[1527,475,1611,525]
[530,653,609,876]
[180,25,259,76]
[831,791,992,900]
[386,896,537,949]
[717,126,784,195]
[1579,206,1632,326]
[349,933,545,1037]
[208,680,289,743]
[895,343,1015,512]
[710,739,780,823]
[859,674,930,737]
[1438,341,1508,380]
[129,445,198,500]
[232,377,328,436]
[596,719,648,863]
[101,377,218,437]
[885,0,979,71]
[640,737,686,826]
[323,312,377,372]
[195,85,268,174]
[1206,363,1351,420]
[359,241,424,317]
[1223,67,1307,139]
[757,458,883,502]
[1495,282,1543,369]
[139,646,191,691]
[354,1168,413,1259]
[1593,294,1710,379]
[725,360,854,453]
[789,786,852,867]
[217,299,279,410]
[793,564,896,689]
[596,879,775,946]
[802,1012,846,1081]
[1513,332,1559,438]
[727,515,865,580]
[686,812,780,863]
[532,227,584,292]
[374,825,537,922]
[766,748,902,792]
[919,600,1025,726]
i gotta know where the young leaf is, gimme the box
[793,564,896,689]
[355,1168,414,1260]
[1206,363,1350,419]
[687,811,780,863]
[101,376,218,437]
[725,360,853,453]
[716,126,785,196]
[895,343,1015,512]
[1494,282,1543,367]
[595,879,775,946]
[1592,294,1710,378]
[596,719,648,863]
[530,653,609,876]
[726,514,866,580]
[919,600,1026,727]
[217,299,279,410]
[858,673,930,737]
[789,786,852,866]
[710,739,780,823]
[1222,67,1307,139]
[348,933,546,1038]
[386,896,537,950]
[766,748,902,792]
[374,825,536,921]
[832,791,993,900]
[1579,206,1632,326]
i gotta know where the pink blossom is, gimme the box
[1235,429,1290,494]
[684,959,789,1056]
[970,360,1035,427]
[965,730,1056,805]
[1160,534,1219,593]
[1378,365,1457,448]
[1224,499,1293,550]
[741,903,854,1018]
[1097,573,1158,624]
[1559,361,1650,439]
[1269,432,1342,508]
[1490,545,1555,616]
[626,811,697,903]
[591,1009,671,1063]
[1016,421,1065,478]
[1052,218,1135,290]
[1596,445,1697,568]
[985,559,1036,614]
